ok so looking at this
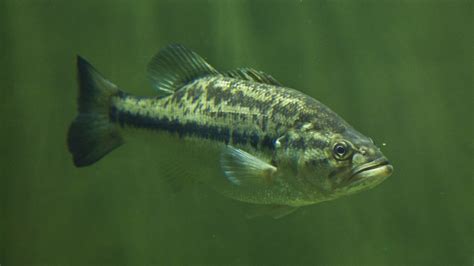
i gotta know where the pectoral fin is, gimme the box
[220,146,277,186]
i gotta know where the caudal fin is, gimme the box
[67,56,123,167]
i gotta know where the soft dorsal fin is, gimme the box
[147,44,219,95]
[221,68,282,86]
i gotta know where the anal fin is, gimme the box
[246,204,300,219]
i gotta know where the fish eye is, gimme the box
[333,141,352,160]
[335,145,346,155]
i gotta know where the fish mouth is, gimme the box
[350,157,393,182]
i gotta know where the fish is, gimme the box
[67,44,393,218]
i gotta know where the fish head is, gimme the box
[326,127,393,196]
[294,124,393,199]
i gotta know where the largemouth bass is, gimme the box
[68,44,393,217]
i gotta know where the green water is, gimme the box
[1,0,472,265]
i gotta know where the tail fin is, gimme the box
[67,56,123,167]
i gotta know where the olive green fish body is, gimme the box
[68,44,393,217]
[109,76,342,152]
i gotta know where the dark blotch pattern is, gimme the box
[110,108,277,150]
[111,109,231,144]
[287,136,329,151]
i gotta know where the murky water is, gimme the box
[1,0,472,265]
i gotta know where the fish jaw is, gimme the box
[343,157,393,194]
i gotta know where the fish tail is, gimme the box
[67,56,124,167]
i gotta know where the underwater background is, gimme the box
[0,0,472,265]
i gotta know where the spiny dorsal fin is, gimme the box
[221,68,282,86]
[147,44,219,95]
